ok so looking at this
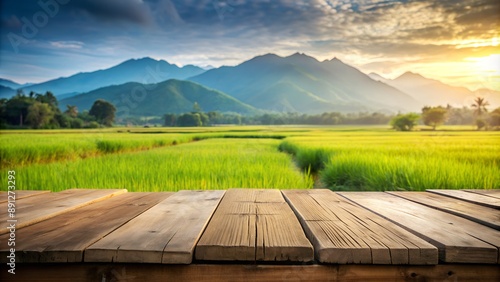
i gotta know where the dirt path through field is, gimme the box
[312,173,328,189]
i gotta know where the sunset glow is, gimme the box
[470,55,500,74]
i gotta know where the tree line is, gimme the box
[390,97,500,131]
[2,92,499,130]
[163,111,397,127]
[0,91,116,129]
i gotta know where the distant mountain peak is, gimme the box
[323,57,343,64]
[242,53,282,65]
[288,52,311,58]
[201,65,215,70]
[256,53,280,59]
[398,71,425,79]
[120,57,167,65]
[137,56,157,61]
[368,72,388,82]
[286,52,319,63]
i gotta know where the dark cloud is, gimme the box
[67,0,153,25]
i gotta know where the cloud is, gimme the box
[50,41,84,49]
[1,0,499,89]
[152,0,184,25]
[67,0,153,25]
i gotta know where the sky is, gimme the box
[1,0,499,90]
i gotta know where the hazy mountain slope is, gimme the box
[368,73,391,84]
[189,53,417,113]
[0,85,16,99]
[22,58,206,97]
[320,58,418,110]
[0,78,21,89]
[391,72,473,107]
[59,79,259,116]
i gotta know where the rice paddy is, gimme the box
[280,130,500,190]
[1,126,498,191]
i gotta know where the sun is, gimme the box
[466,54,500,76]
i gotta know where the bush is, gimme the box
[70,118,84,128]
[476,119,487,130]
[87,121,100,128]
[390,113,420,131]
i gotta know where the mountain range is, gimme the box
[189,53,418,113]
[2,53,498,116]
[0,78,33,89]
[17,58,205,98]
[369,72,500,108]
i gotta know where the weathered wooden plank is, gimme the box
[0,190,50,203]
[463,189,500,200]
[0,189,127,234]
[2,263,499,282]
[85,190,224,264]
[427,189,500,209]
[195,189,313,262]
[0,192,173,263]
[340,192,500,264]
[388,191,500,230]
[282,190,437,264]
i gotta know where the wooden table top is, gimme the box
[1,188,499,265]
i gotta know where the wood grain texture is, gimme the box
[282,189,437,264]
[388,191,500,230]
[2,263,499,282]
[340,192,500,264]
[463,189,500,200]
[427,189,500,209]
[85,190,224,264]
[0,190,50,203]
[195,189,313,262]
[0,192,172,263]
[0,189,127,234]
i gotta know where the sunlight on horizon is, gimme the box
[399,54,500,91]
[468,54,500,75]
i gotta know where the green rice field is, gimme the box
[279,130,500,190]
[1,126,499,191]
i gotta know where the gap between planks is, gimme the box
[388,191,500,230]
[0,192,173,263]
[282,189,437,265]
[195,189,314,262]
[340,192,500,264]
[85,190,225,264]
[427,189,500,209]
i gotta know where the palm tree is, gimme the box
[65,105,78,118]
[471,97,489,117]
[471,97,489,130]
